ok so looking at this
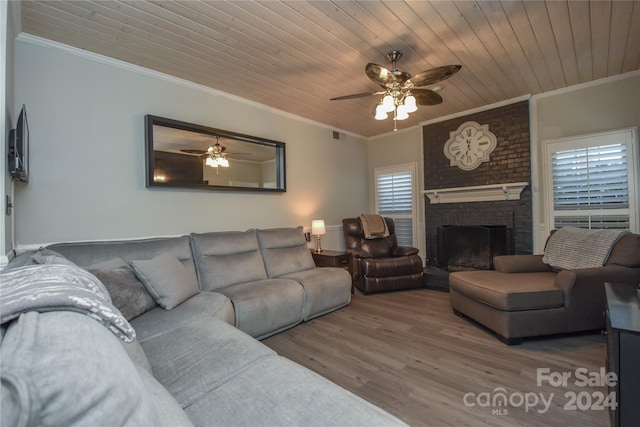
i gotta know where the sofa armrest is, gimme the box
[555,265,640,300]
[493,255,552,273]
[554,265,640,331]
[392,246,419,257]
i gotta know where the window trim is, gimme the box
[374,162,419,247]
[542,127,639,234]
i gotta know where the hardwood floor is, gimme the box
[263,289,609,427]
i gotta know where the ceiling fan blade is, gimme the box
[366,63,397,87]
[408,65,462,87]
[330,91,385,101]
[412,88,443,106]
[181,149,206,155]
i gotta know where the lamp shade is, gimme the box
[311,220,326,235]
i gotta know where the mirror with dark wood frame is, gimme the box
[145,115,286,192]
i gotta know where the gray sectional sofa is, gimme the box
[1,227,406,426]
[450,230,640,344]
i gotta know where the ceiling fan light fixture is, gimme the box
[206,157,218,167]
[396,104,409,120]
[374,103,388,120]
[404,94,417,112]
[218,157,229,167]
[331,50,461,131]
[382,94,395,112]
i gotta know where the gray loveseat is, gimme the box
[1,227,406,426]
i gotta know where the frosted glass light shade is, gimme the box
[382,94,395,112]
[375,103,388,120]
[396,104,409,120]
[405,95,417,112]
[218,157,229,167]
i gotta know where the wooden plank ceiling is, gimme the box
[20,1,640,137]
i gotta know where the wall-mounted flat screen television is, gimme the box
[8,104,29,182]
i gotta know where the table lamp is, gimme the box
[311,220,326,253]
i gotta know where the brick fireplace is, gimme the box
[422,101,532,283]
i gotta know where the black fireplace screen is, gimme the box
[437,225,513,270]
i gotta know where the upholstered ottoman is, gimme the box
[449,270,567,345]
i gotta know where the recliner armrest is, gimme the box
[392,246,419,257]
[493,255,552,273]
[346,248,373,259]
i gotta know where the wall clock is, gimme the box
[443,121,497,171]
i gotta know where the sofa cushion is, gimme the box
[190,230,268,291]
[139,318,275,409]
[47,235,199,284]
[281,267,351,320]
[217,279,304,339]
[130,291,235,342]
[90,265,157,321]
[449,271,564,311]
[4,249,75,271]
[606,233,640,267]
[29,248,77,266]
[130,253,200,310]
[0,311,192,427]
[184,356,407,427]
[256,227,316,278]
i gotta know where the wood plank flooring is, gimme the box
[263,289,609,427]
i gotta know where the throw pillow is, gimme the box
[130,253,199,310]
[91,266,158,321]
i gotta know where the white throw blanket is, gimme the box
[542,227,628,270]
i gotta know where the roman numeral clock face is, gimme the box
[443,121,497,171]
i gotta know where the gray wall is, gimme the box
[13,37,369,248]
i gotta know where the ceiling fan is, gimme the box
[331,50,461,130]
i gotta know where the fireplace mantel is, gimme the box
[423,182,528,204]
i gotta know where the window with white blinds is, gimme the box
[374,163,417,247]
[544,128,638,232]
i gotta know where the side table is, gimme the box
[311,249,353,294]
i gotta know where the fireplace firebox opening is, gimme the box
[437,225,513,271]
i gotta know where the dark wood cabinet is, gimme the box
[605,283,640,427]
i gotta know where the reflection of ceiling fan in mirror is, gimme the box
[180,140,249,161]
[180,136,230,173]
[331,50,461,131]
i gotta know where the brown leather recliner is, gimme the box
[343,217,424,294]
